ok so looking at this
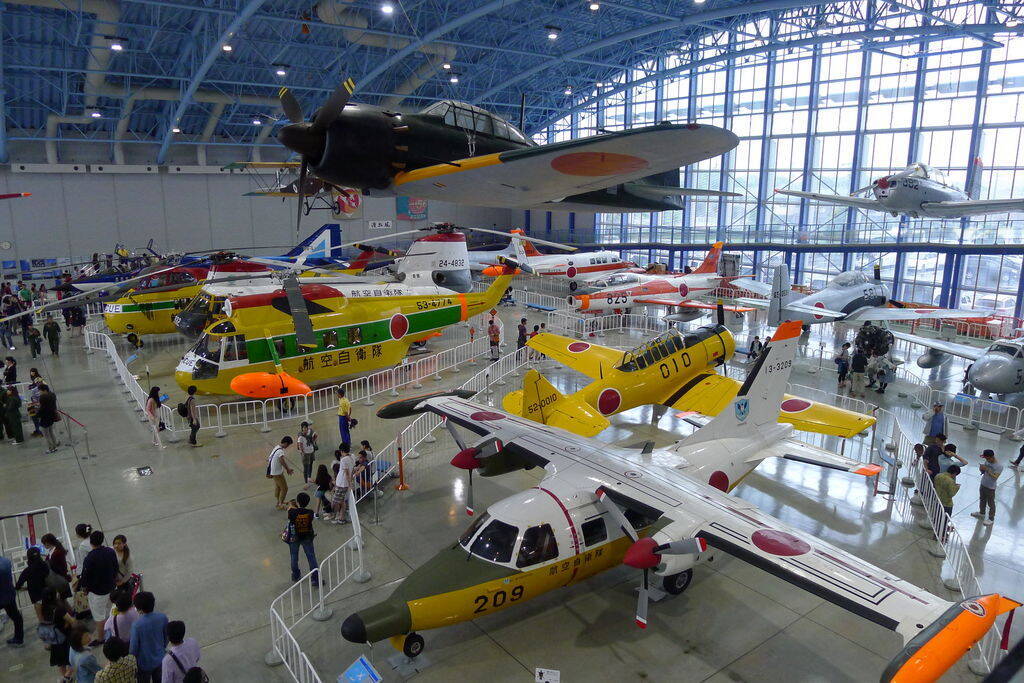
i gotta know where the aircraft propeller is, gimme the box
[595,488,705,629]
[444,419,479,516]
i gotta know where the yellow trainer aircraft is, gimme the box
[503,319,875,439]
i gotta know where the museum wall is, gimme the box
[0,168,515,264]
[523,209,597,245]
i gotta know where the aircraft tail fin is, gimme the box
[503,369,610,437]
[510,229,541,257]
[677,320,802,447]
[968,157,984,200]
[285,224,342,258]
[767,264,790,328]
[343,248,377,275]
[692,242,724,274]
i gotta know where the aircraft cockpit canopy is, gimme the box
[598,273,641,288]
[617,325,719,372]
[908,162,947,185]
[419,100,531,145]
[458,512,560,569]
[831,271,871,288]
[988,343,1023,358]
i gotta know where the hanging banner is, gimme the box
[334,188,364,219]
[396,196,428,221]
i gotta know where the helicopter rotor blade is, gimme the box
[282,273,317,349]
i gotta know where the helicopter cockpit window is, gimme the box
[516,524,558,568]
[831,271,869,288]
[222,334,248,362]
[322,330,338,349]
[192,334,220,362]
[210,321,235,334]
[469,518,519,564]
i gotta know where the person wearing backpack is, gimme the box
[0,554,24,646]
[286,493,319,585]
[161,620,201,683]
[180,385,200,447]
[14,546,50,621]
[298,421,318,486]
[267,437,295,510]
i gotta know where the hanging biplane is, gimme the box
[223,161,364,218]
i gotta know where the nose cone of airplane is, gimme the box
[969,356,1016,394]
[341,613,367,644]
[341,599,412,645]
[277,122,325,162]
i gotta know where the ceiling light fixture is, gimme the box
[564,87,572,95]
[90,111,102,118]
[381,2,394,14]
[545,25,561,40]
[589,2,600,10]
[222,44,233,52]
[109,42,123,51]
[694,0,706,4]
[252,118,263,125]
[449,75,459,83]
[275,68,287,76]
[442,62,452,70]
[172,127,181,133]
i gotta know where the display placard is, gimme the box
[368,220,393,231]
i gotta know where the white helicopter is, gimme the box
[776,161,1024,219]
[346,321,1019,680]
[739,264,988,327]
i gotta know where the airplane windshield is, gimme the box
[419,100,529,144]
[190,334,221,362]
[469,518,519,564]
[600,274,640,288]
[459,513,490,547]
[988,343,1020,357]
[617,326,719,372]
[830,271,870,288]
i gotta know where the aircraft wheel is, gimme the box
[801,324,811,332]
[661,569,693,595]
[403,632,425,658]
[569,281,578,292]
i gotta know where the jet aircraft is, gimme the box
[506,322,875,438]
[738,264,988,327]
[891,331,1024,399]
[775,162,1024,219]
[342,322,1018,682]
[269,77,739,217]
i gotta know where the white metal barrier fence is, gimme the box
[0,506,76,616]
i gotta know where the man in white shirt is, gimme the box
[332,446,355,525]
[161,620,201,683]
[268,436,295,510]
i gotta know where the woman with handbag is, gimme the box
[42,533,70,581]
[145,387,165,449]
[112,535,135,590]
[37,383,61,453]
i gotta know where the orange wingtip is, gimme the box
[711,241,724,248]
[674,411,701,419]
[852,464,883,476]
[771,320,803,341]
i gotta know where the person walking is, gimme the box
[0,553,24,646]
[145,387,164,448]
[4,386,24,444]
[934,465,961,542]
[96,638,138,683]
[331,446,354,525]
[79,530,119,645]
[488,319,501,362]
[37,383,61,453]
[971,449,1003,526]
[161,621,201,683]
[43,316,61,355]
[27,322,42,358]
[267,436,295,510]
[129,592,168,683]
[184,385,200,447]
[298,422,318,486]
[312,464,334,520]
[14,546,50,620]
[336,387,352,451]
[516,317,528,350]
[835,342,851,390]
[849,346,868,398]
[3,356,16,385]
[923,402,947,446]
[27,368,44,437]
[0,318,13,351]
[286,493,319,585]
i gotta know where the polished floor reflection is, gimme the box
[0,306,1019,682]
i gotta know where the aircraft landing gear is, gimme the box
[396,632,424,658]
[661,569,693,595]
[569,281,578,292]
[387,632,432,676]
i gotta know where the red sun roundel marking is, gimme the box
[390,313,409,340]
[780,398,812,413]
[469,411,505,422]
[597,388,622,415]
[678,282,689,298]
[813,301,825,320]
[567,342,591,353]
[708,471,729,492]
[566,266,578,279]
[751,529,812,557]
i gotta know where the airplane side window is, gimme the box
[232,334,247,360]
[274,337,287,359]
[323,330,338,349]
[516,523,559,568]
[581,518,607,546]
[493,119,509,139]
[347,326,362,345]
[470,519,518,564]
[473,112,492,134]
[459,513,491,547]
[642,350,655,365]
[222,337,237,362]
[444,108,457,126]
[455,108,474,130]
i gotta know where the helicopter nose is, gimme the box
[969,356,1015,393]
[341,613,367,644]
[277,122,325,161]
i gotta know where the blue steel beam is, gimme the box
[154,0,268,165]
[473,0,828,103]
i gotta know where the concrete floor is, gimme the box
[0,304,1021,683]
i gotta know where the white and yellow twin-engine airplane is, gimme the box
[345,321,1019,681]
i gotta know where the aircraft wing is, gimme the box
[842,306,990,323]
[890,331,986,361]
[526,333,624,380]
[391,124,738,208]
[665,372,875,438]
[761,440,881,476]
[222,161,301,170]
[633,298,753,313]
[735,297,769,310]
[402,394,1014,682]
[921,198,1024,217]
[775,189,884,212]
[732,278,773,298]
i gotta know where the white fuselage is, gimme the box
[785,278,891,325]
[872,175,967,218]
[570,271,723,312]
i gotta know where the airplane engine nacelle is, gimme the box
[917,349,949,369]
[432,269,472,293]
[665,310,704,323]
[478,449,536,477]
[648,520,712,577]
